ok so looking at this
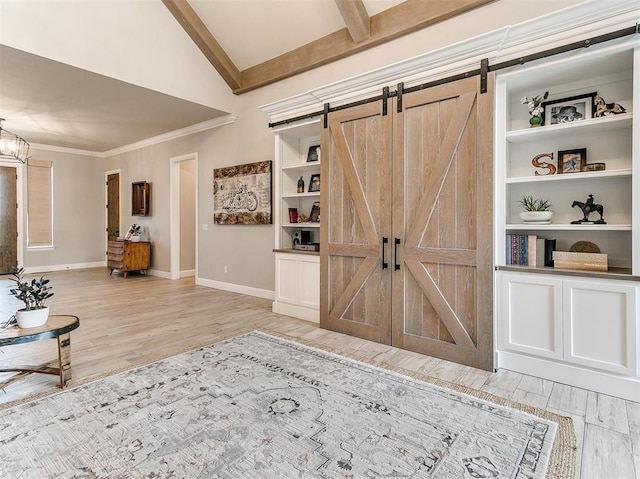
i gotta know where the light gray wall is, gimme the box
[179,159,195,272]
[22,148,105,269]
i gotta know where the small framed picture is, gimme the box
[308,173,320,192]
[542,92,596,126]
[307,145,320,162]
[558,148,587,174]
[309,202,320,223]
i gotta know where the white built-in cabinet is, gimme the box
[495,41,640,401]
[272,119,321,323]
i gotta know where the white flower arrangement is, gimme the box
[521,91,549,118]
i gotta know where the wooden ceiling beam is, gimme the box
[236,0,495,94]
[162,0,241,90]
[335,0,370,43]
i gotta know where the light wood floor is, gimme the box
[1,268,638,478]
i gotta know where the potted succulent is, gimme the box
[8,267,54,328]
[517,195,554,223]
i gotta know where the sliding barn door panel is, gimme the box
[321,75,494,371]
[392,76,494,370]
[321,103,392,343]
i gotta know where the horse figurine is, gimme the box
[594,95,626,117]
[571,194,606,224]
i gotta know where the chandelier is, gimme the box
[0,118,30,163]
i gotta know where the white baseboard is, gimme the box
[272,301,320,324]
[180,269,196,278]
[196,277,275,301]
[498,350,640,402]
[148,269,171,279]
[23,261,106,274]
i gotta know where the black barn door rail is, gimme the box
[268,24,639,129]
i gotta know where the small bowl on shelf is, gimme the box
[581,162,606,172]
[519,211,553,223]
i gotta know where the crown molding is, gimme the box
[29,143,105,157]
[104,114,238,157]
[29,114,238,158]
[260,0,640,122]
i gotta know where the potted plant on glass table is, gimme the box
[7,267,55,328]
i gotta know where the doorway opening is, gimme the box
[170,153,198,280]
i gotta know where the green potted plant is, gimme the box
[8,267,54,328]
[517,195,554,223]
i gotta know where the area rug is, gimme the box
[0,331,574,478]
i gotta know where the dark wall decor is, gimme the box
[132,181,150,216]
[213,161,272,225]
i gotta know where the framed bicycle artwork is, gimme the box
[213,161,272,224]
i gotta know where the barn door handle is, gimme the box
[382,237,388,269]
[394,238,401,271]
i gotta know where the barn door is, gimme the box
[320,101,393,343]
[107,173,120,241]
[391,76,494,370]
[0,166,18,274]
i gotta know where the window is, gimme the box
[27,159,53,247]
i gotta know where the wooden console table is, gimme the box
[107,240,150,277]
[0,315,80,389]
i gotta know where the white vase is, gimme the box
[16,306,50,328]
[519,211,554,223]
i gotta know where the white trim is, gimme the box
[169,153,198,280]
[105,115,237,157]
[22,261,106,274]
[30,143,104,157]
[272,301,319,324]
[29,115,238,158]
[196,277,276,301]
[148,268,171,279]
[498,350,640,403]
[180,269,196,278]
[260,0,639,122]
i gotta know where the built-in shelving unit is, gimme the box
[272,119,321,323]
[494,41,640,401]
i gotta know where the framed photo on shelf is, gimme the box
[308,202,320,223]
[308,173,320,192]
[307,145,320,162]
[558,148,587,174]
[542,92,596,126]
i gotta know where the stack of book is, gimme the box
[506,234,556,267]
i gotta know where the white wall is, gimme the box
[22,148,106,270]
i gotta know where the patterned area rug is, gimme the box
[0,331,574,478]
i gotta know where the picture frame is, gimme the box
[558,148,587,174]
[307,145,320,162]
[212,160,272,225]
[308,173,320,192]
[542,92,596,126]
[308,202,320,223]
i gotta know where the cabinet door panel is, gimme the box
[299,257,320,309]
[563,280,637,375]
[498,272,562,359]
[275,255,299,304]
[392,75,495,370]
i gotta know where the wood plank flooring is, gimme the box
[1,268,638,478]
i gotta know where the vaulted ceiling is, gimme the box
[0,0,494,153]
[163,0,494,94]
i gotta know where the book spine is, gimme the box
[544,239,556,267]
[519,235,527,266]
